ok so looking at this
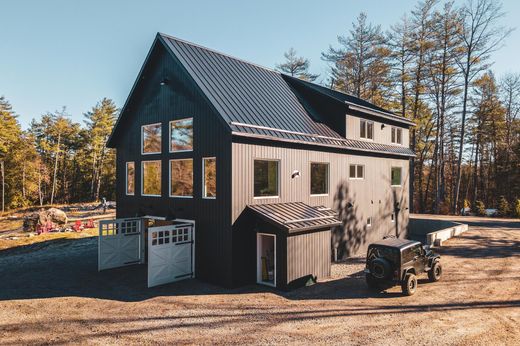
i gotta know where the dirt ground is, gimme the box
[0,216,519,345]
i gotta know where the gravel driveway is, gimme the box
[0,217,519,345]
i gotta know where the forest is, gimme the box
[1,0,519,216]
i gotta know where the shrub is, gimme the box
[514,199,520,218]
[497,196,510,217]
[474,200,486,216]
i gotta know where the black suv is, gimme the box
[364,238,442,295]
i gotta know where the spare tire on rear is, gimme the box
[369,258,392,279]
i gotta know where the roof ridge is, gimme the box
[158,32,280,75]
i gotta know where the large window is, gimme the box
[360,119,374,140]
[142,161,161,196]
[170,159,193,197]
[126,162,135,195]
[391,167,402,186]
[203,157,216,198]
[391,127,402,144]
[142,123,162,154]
[310,163,329,195]
[170,118,193,152]
[254,160,279,198]
[349,164,365,179]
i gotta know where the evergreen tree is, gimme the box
[276,48,319,82]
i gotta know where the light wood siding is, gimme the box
[232,143,410,257]
[346,113,410,147]
[287,231,331,283]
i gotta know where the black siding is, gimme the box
[114,42,233,287]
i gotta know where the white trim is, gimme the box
[257,233,276,288]
[169,158,194,198]
[310,162,329,196]
[175,218,196,281]
[125,162,135,196]
[202,157,217,199]
[169,117,194,153]
[349,164,365,180]
[141,123,162,155]
[253,158,280,199]
[391,127,403,146]
[359,119,374,141]
[141,160,162,197]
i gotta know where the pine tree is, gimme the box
[276,48,319,82]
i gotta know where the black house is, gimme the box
[103,33,414,289]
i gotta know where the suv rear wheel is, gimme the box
[401,273,417,296]
[428,262,442,282]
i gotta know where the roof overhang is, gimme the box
[247,202,341,234]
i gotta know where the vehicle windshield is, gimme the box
[367,246,400,265]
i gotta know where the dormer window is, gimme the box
[360,119,374,140]
[391,127,402,145]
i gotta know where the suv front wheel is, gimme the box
[428,262,442,282]
[401,273,417,296]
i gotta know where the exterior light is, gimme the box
[160,78,169,86]
[291,170,300,179]
[381,124,386,129]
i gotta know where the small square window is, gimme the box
[349,164,365,179]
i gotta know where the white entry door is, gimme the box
[98,218,144,271]
[148,222,195,288]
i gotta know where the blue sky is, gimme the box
[1,0,518,128]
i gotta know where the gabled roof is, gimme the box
[108,33,415,157]
[247,202,341,234]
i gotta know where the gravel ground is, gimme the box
[0,217,519,345]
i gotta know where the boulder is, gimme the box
[23,208,68,232]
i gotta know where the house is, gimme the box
[102,33,415,289]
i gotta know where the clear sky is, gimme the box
[1,0,518,128]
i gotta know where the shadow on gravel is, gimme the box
[2,299,520,345]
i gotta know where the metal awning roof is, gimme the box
[247,202,341,234]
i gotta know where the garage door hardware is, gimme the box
[175,273,193,279]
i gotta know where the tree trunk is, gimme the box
[50,132,61,205]
[453,71,470,214]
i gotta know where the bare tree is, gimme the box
[452,0,512,214]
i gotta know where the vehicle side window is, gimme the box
[402,248,414,263]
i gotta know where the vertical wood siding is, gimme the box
[232,142,410,258]
[286,230,331,284]
[346,112,410,147]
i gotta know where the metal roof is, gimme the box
[247,202,341,234]
[108,33,415,157]
[370,238,421,250]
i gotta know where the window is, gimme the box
[126,162,135,195]
[360,119,374,140]
[391,127,402,144]
[367,217,372,227]
[141,123,162,154]
[142,161,161,196]
[391,167,402,186]
[203,157,216,198]
[170,118,193,152]
[170,159,193,197]
[254,160,279,198]
[349,164,364,179]
[310,163,329,195]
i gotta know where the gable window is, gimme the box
[126,162,135,195]
[391,127,402,144]
[203,157,216,198]
[310,163,329,196]
[170,159,193,197]
[170,118,193,152]
[142,161,161,196]
[142,123,162,154]
[254,160,279,198]
[391,167,402,186]
[360,119,374,140]
[349,164,365,179]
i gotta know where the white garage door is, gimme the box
[148,223,195,288]
[98,218,144,271]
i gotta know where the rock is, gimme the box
[23,208,68,232]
